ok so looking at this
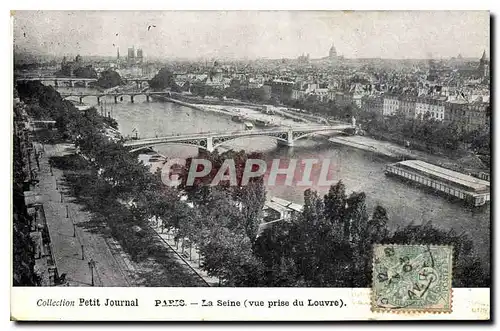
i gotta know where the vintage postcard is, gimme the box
[11,10,490,321]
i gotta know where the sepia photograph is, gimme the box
[10,9,491,320]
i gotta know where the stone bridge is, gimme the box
[58,91,171,104]
[15,76,151,88]
[123,124,353,153]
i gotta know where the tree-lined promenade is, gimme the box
[14,80,489,287]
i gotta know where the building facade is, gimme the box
[415,97,446,121]
[383,95,400,116]
[465,102,490,131]
[361,96,383,114]
[399,96,417,119]
[334,92,354,108]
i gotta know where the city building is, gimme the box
[136,49,144,64]
[269,79,294,101]
[361,95,383,114]
[127,47,135,66]
[478,50,490,79]
[400,96,417,119]
[334,92,354,108]
[292,88,306,101]
[464,102,490,131]
[415,97,446,121]
[310,42,343,64]
[329,43,338,62]
[297,53,310,64]
[445,100,468,126]
[383,95,400,116]
[59,55,88,77]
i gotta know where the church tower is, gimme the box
[478,50,489,79]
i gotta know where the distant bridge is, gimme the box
[123,124,353,153]
[15,76,151,88]
[59,91,171,104]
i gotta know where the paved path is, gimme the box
[32,138,209,287]
[149,222,218,286]
[34,142,133,286]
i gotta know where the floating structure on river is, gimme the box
[385,160,490,207]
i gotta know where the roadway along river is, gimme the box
[58,87,490,273]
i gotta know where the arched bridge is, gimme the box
[59,91,172,104]
[123,124,353,153]
[15,76,151,88]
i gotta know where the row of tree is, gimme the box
[283,95,490,156]
[357,111,491,156]
[16,81,489,287]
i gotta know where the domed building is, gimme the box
[312,42,343,65]
[329,43,338,61]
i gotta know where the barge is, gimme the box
[231,115,243,123]
[254,119,269,128]
[385,160,490,207]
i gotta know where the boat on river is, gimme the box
[231,115,243,123]
[254,119,268,128]
[385,160,490,207]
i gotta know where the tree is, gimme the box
[389,221,489,287]
[239,181,266,242]
[193,188,264,285]
[149,68,180,92]
[366,205,389,243]
[17,78,486,288]
[323,181,347,239]
[97,69,124,89]
[73,65,98,79]
[345,192,369,244]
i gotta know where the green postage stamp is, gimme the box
[372,244,453,313]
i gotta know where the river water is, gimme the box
[58,87,490,271]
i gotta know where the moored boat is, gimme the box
[385,160,490,207]
[231,115,243,123]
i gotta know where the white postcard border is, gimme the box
[11,287,490,321]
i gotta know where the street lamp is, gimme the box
[88,259,96,286]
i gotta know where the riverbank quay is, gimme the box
[169,94,327,124]
[28,121,207,287]
[169,92,263,109]
[30,139,134,286]
[329,135,490,178]
[151,94,322,129]
[152,94,233,117]
[147,222,219,286]
[34,139,206,286]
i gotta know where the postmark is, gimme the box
[372,244,453,313]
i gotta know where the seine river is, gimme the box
[58,87,490,272]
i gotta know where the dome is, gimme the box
[329,43,337,58]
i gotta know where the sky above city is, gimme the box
[13,11,490,60]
